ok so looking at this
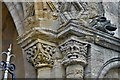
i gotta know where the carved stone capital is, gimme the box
[59,37,89,67]
[17,28,56,68]
[25,40,56,68]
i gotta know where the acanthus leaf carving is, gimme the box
[25,42,56,68]
[59,39,89,67]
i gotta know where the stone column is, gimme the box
[59,38,89,78]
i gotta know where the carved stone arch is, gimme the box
[3,2,25,36]
[96,57,120,78]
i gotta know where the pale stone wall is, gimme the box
[85,43,120,78]
[104,68,120,78]
[103,2,120,37]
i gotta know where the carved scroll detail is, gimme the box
[90,16,117,35]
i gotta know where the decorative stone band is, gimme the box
[24,39,56,69]
[59,37,89,67]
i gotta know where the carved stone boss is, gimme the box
[59,39,89,78]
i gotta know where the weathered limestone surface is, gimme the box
[85,44,120,78]
[104,68,120,78]
[2,2,120,78]
[66,64,83,78]
[3,1,119,79]
[103,2,120,37]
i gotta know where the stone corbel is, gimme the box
[59,37,90,78]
